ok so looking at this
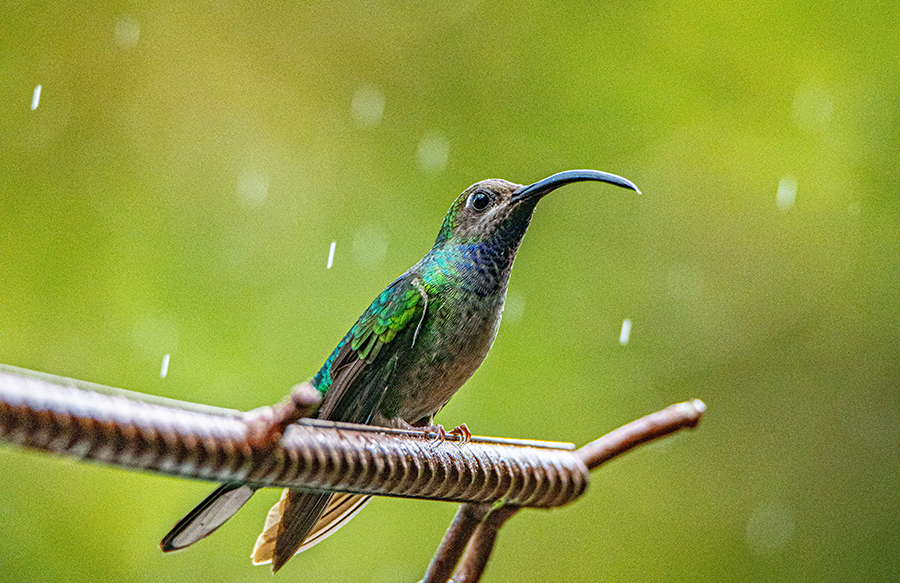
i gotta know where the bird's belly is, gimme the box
[382,296,503,425]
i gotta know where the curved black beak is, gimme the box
[512,169,641,203]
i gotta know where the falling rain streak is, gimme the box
[619,319,632,345]
[31,85,41,110]
[160,354,170,378]
[327,241,336,269]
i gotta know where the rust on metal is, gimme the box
[0,366,588,508]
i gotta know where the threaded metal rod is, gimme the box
[0,365,588,508]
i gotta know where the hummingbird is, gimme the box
[160,169,640,571]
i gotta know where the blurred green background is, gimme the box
[1,2,897,582]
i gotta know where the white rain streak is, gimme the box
[619,319,632,345]
[160,354,171,378]
[31,85,42,110]
[327,241,336,269]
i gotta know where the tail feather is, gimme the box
[251,489,290,566]
[252,489,372,569]
[298,492,372,552]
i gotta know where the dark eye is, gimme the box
[468,190,491,211]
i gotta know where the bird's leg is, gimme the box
[448,423,472,443]
[395,417,471,445]
[434,423,471,444]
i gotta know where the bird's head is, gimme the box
[432,169,640,250]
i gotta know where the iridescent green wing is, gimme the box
[161,276,426,556]
[316,275,427,424]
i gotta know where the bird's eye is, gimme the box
[468,190,491,211]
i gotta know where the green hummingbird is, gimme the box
[160,169,640,571]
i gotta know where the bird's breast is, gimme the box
[381,287,505,424]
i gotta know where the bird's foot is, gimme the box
[447,423,471,444]
[424,422,471,445]
[390,418,471,445]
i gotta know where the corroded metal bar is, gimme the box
[0,365,588,508]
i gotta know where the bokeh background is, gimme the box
[1,2,896,582]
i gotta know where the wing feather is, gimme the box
[259,275,427,569]
[162,276,428,567]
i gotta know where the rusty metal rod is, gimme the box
[439,399,707,583]
[0,365,588,508]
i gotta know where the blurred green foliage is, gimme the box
[0,2,896,582]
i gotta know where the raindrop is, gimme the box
[114,16,141,49]
[133,314,179,358]
[351,84,385,127]
[503,292,525,324]
[160,354,171,378]
[667,264,703,302]
[792,85,833,131]
[31,85,42,110]
[352,227,388,267]
[619,318,632,345]
[776,177,796,211]
[327,241,336,269]
[237,171,268,206]
[417,132,449,175]
[745,501,795,554]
